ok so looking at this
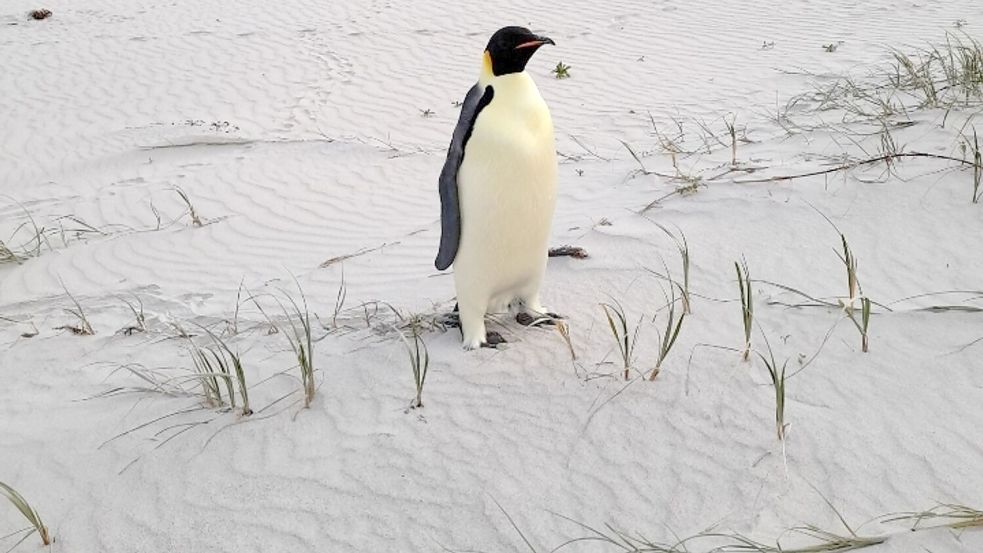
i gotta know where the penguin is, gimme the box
[435,26,558,350]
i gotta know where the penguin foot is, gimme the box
[481,331,507,348]
[438,312,461,328]
[516,312,563,327]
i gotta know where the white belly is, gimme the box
[454,73,557,311]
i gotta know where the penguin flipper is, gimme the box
[435,83,495,270]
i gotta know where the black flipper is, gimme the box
[435,83,495,270]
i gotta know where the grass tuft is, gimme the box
[846,296,872,352]
[197,327,252,415]
[552,61,571,79]
[756,332,788,443]
[836,233,861,306]
[648,221,692,314]
[890,34,983,107]
[397,322,430,409]
[724,113,739,166]
[736,259,754,361]
[0,480,51,547]
[270,282,316,409]
[651,114,685,176]
[831,231,873,352]
[0,239,18,264]
[0,201,47,265]
[59,281,95,335]
[600,300,642,381]
[966,126,982,203]
[554,319,576,360]
[798,33,983,120]
[649,283,686,381]
[118,294,146,335]
[245,282,316,410]
[332,267,347,329]
[173,186,204,227]
[188,340,235,409]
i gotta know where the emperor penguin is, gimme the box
[435,26,558,350]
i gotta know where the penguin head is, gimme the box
[485,26,555,76]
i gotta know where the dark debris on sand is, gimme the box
[548,245,589,259]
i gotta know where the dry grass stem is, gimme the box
[0,481,51,547]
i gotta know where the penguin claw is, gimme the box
[481,331,507,348]
[438,312,461,328]
[516,312,562,326]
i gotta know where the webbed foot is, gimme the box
[481,331,507,348]
[516,312,563,326]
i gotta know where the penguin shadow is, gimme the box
[439,303,562,348]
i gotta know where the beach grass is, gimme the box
[118,294,146,335]
[59,281,95,335]
[889,34,983,108]
[736,259,753,361]
[94,363,195,399]
[647,221,692,315]
[397,321,429,409]
[198,327,252,415]
[835,233,861,307]
[846,296,872,353]
[0,239,18,264]
[248,282,317,409]
[883,503,983,530]
[332,267,347,329]
[276,284,317,409]
[0,204,46,265]
[550,513,884,552]
[723,527,885,552]
[724,113,739,166]
[966,126,982,202]
[649,283,686,381]
[173,186,204,227]
[756,332,788,443]
[0,481,51,547]
[188,340,235,409]
[601,300,641,381]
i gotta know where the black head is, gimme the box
[485,26,555,76]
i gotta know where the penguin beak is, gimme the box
[515,35,555,50]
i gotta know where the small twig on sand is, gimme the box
[570,135,610,161]
[548,246,589,259]
[736,151,975,184]
[320,242,398,268]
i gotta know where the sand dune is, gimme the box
[2,0,983,551]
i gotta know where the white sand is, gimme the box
[2,0,983,551]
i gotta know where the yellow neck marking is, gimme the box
[480,50,494,85]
